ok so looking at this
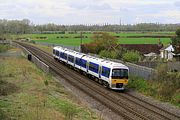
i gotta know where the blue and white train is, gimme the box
[53,46,129,90]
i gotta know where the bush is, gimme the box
[127,76,150,92]
[155,64,168,81]
[99,50,118,59]
[122,51,140,63]
[0,45,10,53]
[158,81,176,101]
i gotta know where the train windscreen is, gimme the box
[111,69,128,79]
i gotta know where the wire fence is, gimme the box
[112,59,156,80]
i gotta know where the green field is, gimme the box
[13,32,174,46]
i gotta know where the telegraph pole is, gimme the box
[80,31,83,52]
[119,18,122,33]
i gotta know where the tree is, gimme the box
[172,28,180,53]
[90,32,118,53]
[122,51,140,63]
[175,28,180,37]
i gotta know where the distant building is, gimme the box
[160,45,175,60]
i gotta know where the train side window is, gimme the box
[64,53,67,60]
[102,66,110,78]
[60,52,63,58]
[56,51,59,56]
[89,62,99,73]
[68,55,74,63]
[80,59,87,68]
[75,58,80,66]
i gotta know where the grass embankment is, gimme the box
[128,68,180,108]
[0,45,10,53]
[11,32,173,46]
[0,54,99,119]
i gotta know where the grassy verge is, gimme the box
[127,75,180,108]
[0,54,99,119]
[0,45,11,53]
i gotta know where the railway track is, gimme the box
[15,42,180,120]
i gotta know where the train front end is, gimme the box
[110,66,129,90]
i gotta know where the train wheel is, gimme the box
[83,72,87,76]
[98,79,103,84]
[95,78,99,82]
[103,81,109,88]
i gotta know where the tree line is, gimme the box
[0,19,180,35]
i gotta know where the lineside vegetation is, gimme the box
[128,64,180,108]
[0,51,99,120]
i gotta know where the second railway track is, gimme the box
[16,42,180,120]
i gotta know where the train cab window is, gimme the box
[102,66,110,78]
[111,69,128,79]
[89,62,99,73]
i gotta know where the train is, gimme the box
[53,46,129,90]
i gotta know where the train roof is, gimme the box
[53,46,128,69]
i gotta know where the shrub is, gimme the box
[44,80,49,86]
[61,102,80,120]
[127,76,150,92]
[0,45,10,53]
[158,81,176,101]
[122,51,140,63]
[99,50,118,59]
[155,63,168,81]
[29,40,36,44]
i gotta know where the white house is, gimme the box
[160,45,175,60]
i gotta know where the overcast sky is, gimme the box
[0,0,180,25]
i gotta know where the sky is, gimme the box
[0,0,180,25]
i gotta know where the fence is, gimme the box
[13,42,49,73]
[0,40,11,44]
[168,62,180,71]
[113,59,156,80]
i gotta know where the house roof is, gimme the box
[119,44,163,54]
[160,45,175,51]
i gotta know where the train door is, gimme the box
[98,66,102,78]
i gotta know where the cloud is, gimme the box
[68,0,112,10]
[174,1,180,7]
[0,0,180,24]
